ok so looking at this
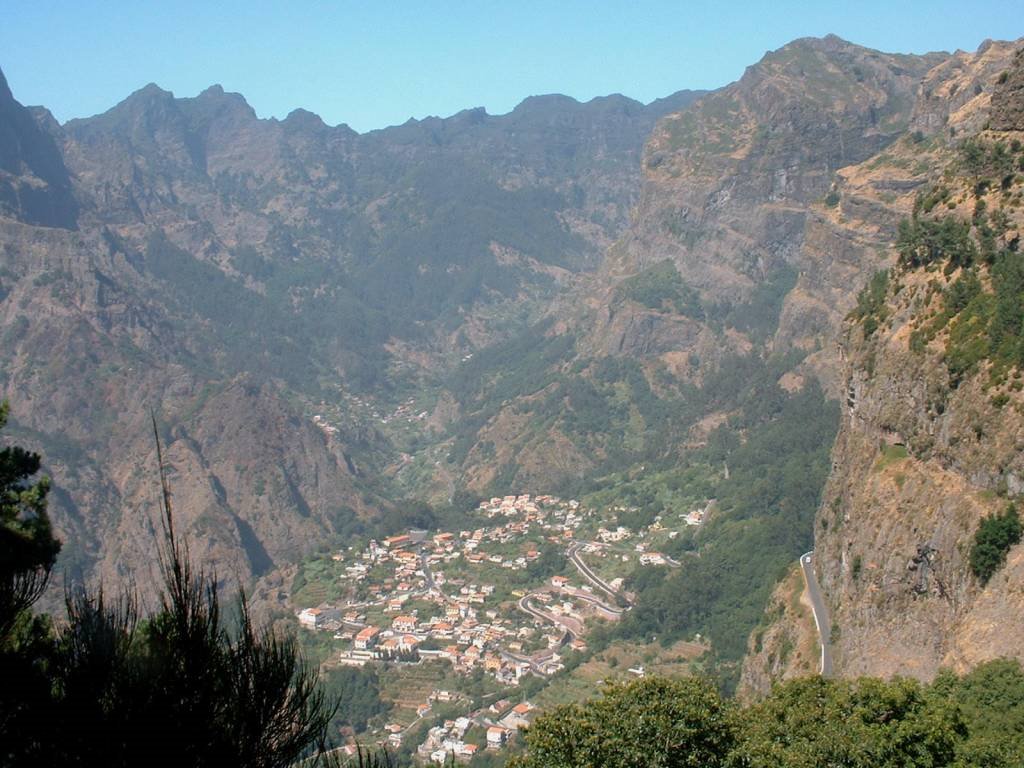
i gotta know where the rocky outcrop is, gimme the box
[816,279,1024,678]
[738,564,820,699]
[585,36,947,389]
[0,67,77,228]
[989,46,1024,130]
[909,41,1018,137]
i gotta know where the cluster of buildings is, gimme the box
[294,490,710,762]
[335,605,545,686]
[309,393,427,439]
[596,525,632,543]
[380,399,429,425]
[418,716,480,763]
[295,495,597,687]
[415,701,536,763]
[638,552,669,566]
[477,494,579,520]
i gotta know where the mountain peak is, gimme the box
[63,81,180,134]
[186,83,258,123]
[758,33,864,65]
[0,65,12,103]
[283,107,326,129]
[0,63,78,227]
[130,82,175,102]
[512,93,582,114]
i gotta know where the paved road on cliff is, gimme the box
[801,551,834,677]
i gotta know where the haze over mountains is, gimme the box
[0,63,702,591]
[2,29,1024,699]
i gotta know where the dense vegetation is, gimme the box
[320,667,389,734]
[850,269,890,338]
[615,261,798,341]
[881,138,1024,383]
[896,215,977,271]
[615,259,704,318]
[606,380,838,689]
[514,667,1024,768]
[706,266,799,344]
[0,406,339,767]
[969,503,1022,584]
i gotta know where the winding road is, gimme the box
[566,541,633,607]
[505,595,576,673]
[800,551,834,677]
[562,587,625,618]
[517,595,582,638]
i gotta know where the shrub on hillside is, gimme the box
[970,504,1022,585]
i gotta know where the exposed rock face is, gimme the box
[989,47,1024,130]
[0,67,77,228]
[738,564,820,700]
[449,37,952,495]
[616,37,940,273]
[909,41,1018,137]
[583,37,948,391]
[817,340,1024,678]
[0,214,368,593]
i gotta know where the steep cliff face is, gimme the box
[737,564,820,699]
[0,67,77,228]
[0,213,368,592]
[990,47,1024,131]
[742,40,1024,692]
[591,37,945,379]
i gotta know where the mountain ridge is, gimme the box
[0,61,705,599]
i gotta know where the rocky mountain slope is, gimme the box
[741,39,1024,693]
[602,34,944,378]
[444,36,946,495]
[0,68,701,595]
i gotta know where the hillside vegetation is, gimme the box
[513,667,1024,768]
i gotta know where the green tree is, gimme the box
[851,270,890,337]
[43,423,336,767]
[932,659,1024,767]
[0,407,341,767]
[512,677,734,768]
[969,504,1022,585]
[0,401,62,765]
[897,216,977,270]
[320,666,388,734]
[0,400,61,642]
[732,676,964,767]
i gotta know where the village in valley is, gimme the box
[292,492,712,763]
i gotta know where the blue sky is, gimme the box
[2,1,1022,133]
